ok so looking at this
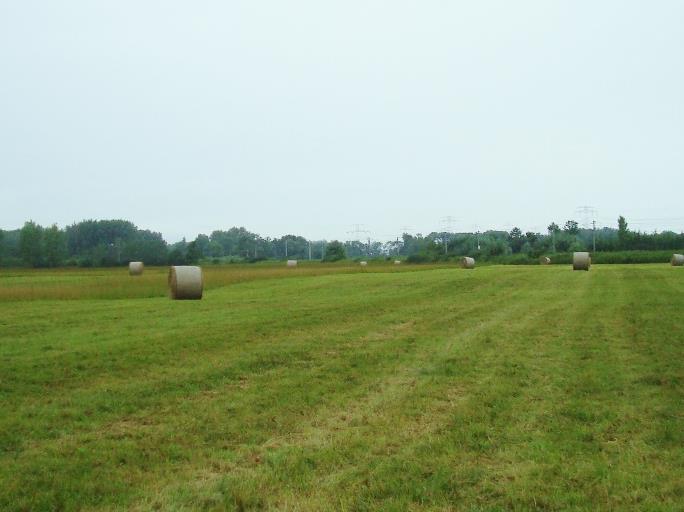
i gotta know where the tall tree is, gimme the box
[617,215,629,249]
[508,227,524,254]
[563,220,579,235]
[19,221,44,267]
[185,241,201,264]
[547,222,560,252]
[194,234,211,257]
[43,224,67,267]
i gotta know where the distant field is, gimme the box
[0,262,447,301]
[1,264,683,511]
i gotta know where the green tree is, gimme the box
[208,240,224,258]
[43,224,67,267]
[617,215,629,249]
[323,240,346,262]
[194,234,211,257]
[185,241,201,264]
[508,227,524,254]
[19,221,44,267]
[547,222,560,252]
[563,220,579,235]
[168,248,186,265]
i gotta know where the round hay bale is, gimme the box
[672,254,684,266]
[168,266,203,300]
[394,260,401,265]
[286,260,297,267]
[360,261,368,266]
[461,256,475,269]
[539,256,551,265]
[573,252,591,271]
[129,261,144,276]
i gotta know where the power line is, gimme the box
[440,216,457,233]
[439,216,457,255]
[347,224,370,241]
[575,206,597,230]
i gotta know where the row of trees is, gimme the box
[0,217,682,267]
[0,220,169,268]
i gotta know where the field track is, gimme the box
[1,264,683,510]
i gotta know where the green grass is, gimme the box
[1,264,683,510]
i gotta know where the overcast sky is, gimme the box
[1,1,683,242]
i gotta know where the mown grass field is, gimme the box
[1,263,683,511]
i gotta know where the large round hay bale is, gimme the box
[394,260,401,265]
[672,254,684,266]
[168,266,203,300]
[286,260,297,267]
[461,256,475,269]
[129,261,144,276]
[360,261,368,266]
[539,256,551,265]
[573,252,591,271]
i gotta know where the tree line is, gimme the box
[0,216,682,268]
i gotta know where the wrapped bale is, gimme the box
[394,260,401,265]
[573,252,591,271]
[672,254,684,266]
[461,257,475,269]
[168,265,203,300]
[360,261,368,266]
[539,256,551,265]
[129,261,144,276]
[286,260,298,267]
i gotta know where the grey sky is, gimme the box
[1,1,683,242]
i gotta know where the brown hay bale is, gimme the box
[573,252,591,271]
[672,254,684,266]
[460,256,475,269]
[168,266,203,300]
[360,261,368,266]
[539,256,551,265]
[129,261,144,276]
[286,260,298,267]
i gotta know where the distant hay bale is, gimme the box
[539,256,551,265]
[394,260,401,265]
[573,252,591,271]
[460,257,475,269]
[168,266,203,300]
[672,254,684,266]
[129,261,144,276]
[360,261,368,266]
[286,260,297,267]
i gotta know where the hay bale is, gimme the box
[460,257,475,269]
[539,256,551,265]
[573,252,591,271]
[672,254,684,266]
[394,260,401,265]
[168,266,203,300]
[286,260,297,267]
[360,261,368,266]
[129,261,144,276]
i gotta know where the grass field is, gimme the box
[1,263,683,511]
